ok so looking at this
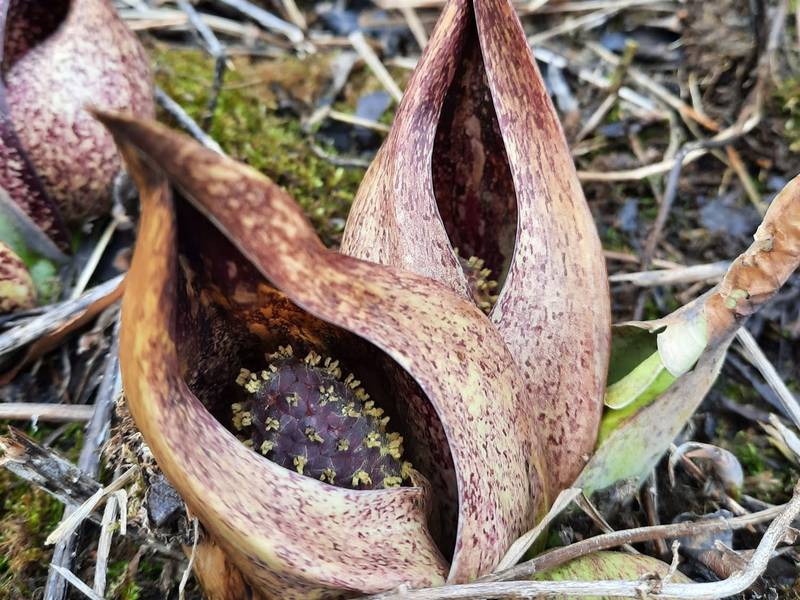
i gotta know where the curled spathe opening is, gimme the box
[100,112,545,595]
[172,199,460,557]
[342,0,612,496]
[432,4,518,298]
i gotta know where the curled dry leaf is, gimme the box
[0,0,154,251]
[579,175,800,495]
[341,0,610,495]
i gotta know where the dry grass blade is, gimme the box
[49,566,103,600]
[93,492,120,596]
[45,467,136,546]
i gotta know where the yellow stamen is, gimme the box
[293,455,308,475]
[351,470,372,487]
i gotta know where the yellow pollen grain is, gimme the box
[260,440,274,454]
[304,351,322,366]
[342,403,361,418]
[235,368,252,386]
[383,476,402,488]
[364,432,381,449]
[352,470,372,487]
[320,468,336,483]
[337,439,350,451]
[293,455,308,475]
[401,461,413,479]
[265,417,280,431]
[305,427,324,443]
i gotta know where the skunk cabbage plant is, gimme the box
[97,0,612,597]
[0,0,153,268]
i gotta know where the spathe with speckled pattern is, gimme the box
[93,0,614,597]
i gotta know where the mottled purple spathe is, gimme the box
[0,0,154,250]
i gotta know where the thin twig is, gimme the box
[70,216,121,300]
[0,403,95,422]
[528,9,618,45]
[176,0,227,129]
[155,87,225,155]
[120,7,269,42]
[45,467,136,546]
[609,261,730,286]
[577,149,708,182]
[279,0,307,30]
[309,144,371,168]
[328,110,391,133]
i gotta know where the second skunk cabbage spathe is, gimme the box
[343,0,611,493]
[0,0,154,252]
[94,0,610,597]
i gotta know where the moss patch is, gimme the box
[151,45,368,246]
[0,424,83,600]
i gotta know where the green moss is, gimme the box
[775,78,800,153]
[714,420,798,503]
[151,46,367,246]
[0,423,85,598]
[0,471,64,599]
[107,559,143,600]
